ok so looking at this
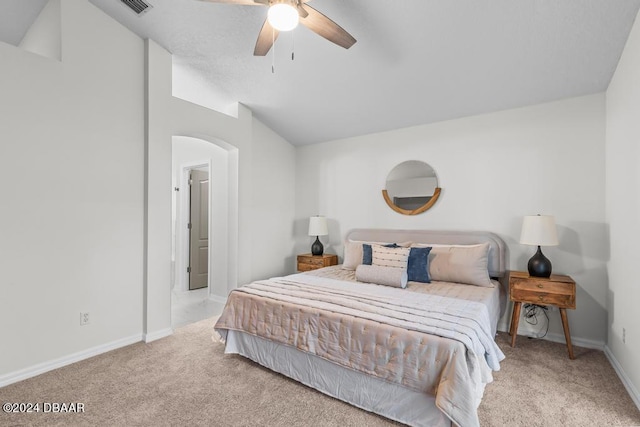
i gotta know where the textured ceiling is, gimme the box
[2,0,639,145]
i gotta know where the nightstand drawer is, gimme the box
[510,287,575,308]
[297,256,326,266]
[298,262,319,272]
[511,278,573,295]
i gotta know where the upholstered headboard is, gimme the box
[345,229,508,278]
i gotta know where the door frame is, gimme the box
[175,160,211,293]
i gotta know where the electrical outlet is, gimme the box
[80,312,90,326]
[623,328,626,344]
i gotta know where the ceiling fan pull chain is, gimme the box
[272,26,276,73]
[292,33,295,61]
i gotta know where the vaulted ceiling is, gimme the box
[2,0,639,145]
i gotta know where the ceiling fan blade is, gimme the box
[296,1,309,18]
[299,5,356,49]
[254,18,280,56]
[199,0,267,5]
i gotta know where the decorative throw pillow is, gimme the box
[362,244,373,265]
[351,242,412,268]
[342,241,364,270]
[355,264,408,288]
[362,243,404,265]
[428,243,493,287]
[372,245,410,269]
[407,246,432,283]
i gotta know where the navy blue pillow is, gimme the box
[362,244,373,265]
[362,243,400,265]
[407,247,432,283]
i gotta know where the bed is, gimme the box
[214,229,508,427]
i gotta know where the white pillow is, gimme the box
[415,243,493,287]
[356,264,408,288]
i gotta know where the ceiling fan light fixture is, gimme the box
[267,3,299,31]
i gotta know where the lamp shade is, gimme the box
[519,215,559,247]
[308,216,328,236]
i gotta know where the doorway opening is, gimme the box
[171,136,236,328]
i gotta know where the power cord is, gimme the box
[523,303,549,339]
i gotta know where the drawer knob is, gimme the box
[538,295,544,301]
[537,284,543,288]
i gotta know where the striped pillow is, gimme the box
[372,245,410,269]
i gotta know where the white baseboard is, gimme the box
[143,327,173,343]
[540,331,604,350]
[0,334,142,388]
[208,294,227,304]
[496,323,605,350]
[604,345,640,411]
[497,320,511,334]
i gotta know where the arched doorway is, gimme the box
[170,135,238,327]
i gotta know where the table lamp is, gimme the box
[308,216,328,256]
[519,214,559,277]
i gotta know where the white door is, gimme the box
[189,169,209,290]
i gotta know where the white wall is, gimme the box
[605,6,640,404]
[250,118,297,278]
[295,94,608,345]
[0,0,144,376]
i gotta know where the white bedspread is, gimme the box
[215,273,505,427]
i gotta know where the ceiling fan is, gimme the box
[200,0,357,56]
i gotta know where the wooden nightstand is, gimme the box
[508,271,577,359]
[297,253,338,272]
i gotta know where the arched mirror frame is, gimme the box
[382,161,441,215]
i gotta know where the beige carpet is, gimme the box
[1,317,639,426]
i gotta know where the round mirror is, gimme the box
[382,161,441,215]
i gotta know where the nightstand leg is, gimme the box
[560,308,575,360]
[510,302,522,347]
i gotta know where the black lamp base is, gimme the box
[528,246,552,277]
[311,236,324,256]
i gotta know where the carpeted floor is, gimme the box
[1,317,639,426]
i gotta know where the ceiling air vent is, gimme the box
[120,0,152,16]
